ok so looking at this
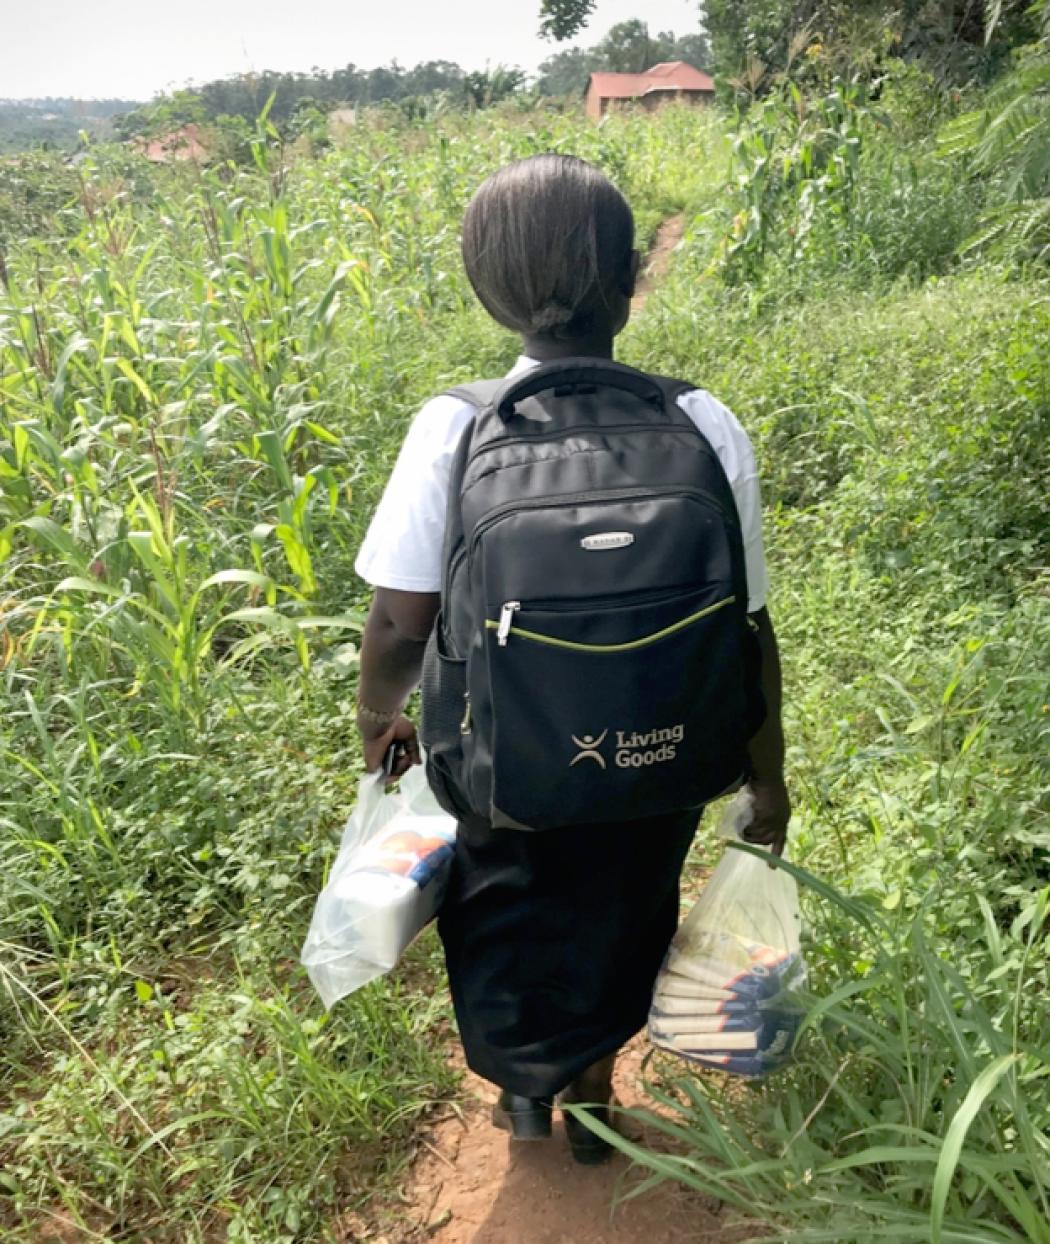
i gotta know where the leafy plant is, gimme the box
[939,0,1050,261]
[712,79,872,279]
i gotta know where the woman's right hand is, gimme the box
[358,713,421,784]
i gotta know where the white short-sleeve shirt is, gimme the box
[355,356,769,613]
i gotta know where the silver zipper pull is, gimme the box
[496,600,521,646]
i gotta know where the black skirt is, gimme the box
[436,808,700,1098]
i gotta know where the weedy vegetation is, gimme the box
[1,50,1047,1244]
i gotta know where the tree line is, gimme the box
[4,2,1045,154]
[108,20,710,143]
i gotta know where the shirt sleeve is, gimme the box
[353,395,475,592]
[676,390,770,614]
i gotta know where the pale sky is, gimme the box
[2,0,704,100]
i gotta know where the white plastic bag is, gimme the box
[649,789,806,1076]
[300,764,456,1008]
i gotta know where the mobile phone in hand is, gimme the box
[383,740,408,780]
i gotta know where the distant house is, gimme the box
[137,123,210,163]
[585,61,715,121]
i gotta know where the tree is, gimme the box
[539,0,596,41]
[536,47,599,95]
[112,90,207,141]
[286,98,334,152]
[463,66,527,108]
[594,22,712,72]
[107,50,525,142]
[674,32,714,69]
[938,0,1050,259]
[403,61,464,96]
[329,63,363,101]
[594,19,655,72]
[702,0,1042,91]
[364,64,407,103]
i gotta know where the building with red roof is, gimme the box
[585,61,715,121]
[136,123,211,163]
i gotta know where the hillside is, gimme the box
[0,98,141,153]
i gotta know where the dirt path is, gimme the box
[367,1034,754,1244]
[631,214,686,315]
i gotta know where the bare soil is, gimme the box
[365,1037,755,1244]
[631,214,686,315]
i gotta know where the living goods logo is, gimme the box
[570,724,685,770]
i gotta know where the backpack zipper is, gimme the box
[496,601,521,646]
[486,593,736,652]
[467,418,703,463]
[514,583,710,615]
[468,485,734,564]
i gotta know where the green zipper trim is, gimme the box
[485,594,736,653]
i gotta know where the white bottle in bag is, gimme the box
[301,767,457,1008]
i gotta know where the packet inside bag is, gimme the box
[649,789,807,1076]
[301,764,456,1008]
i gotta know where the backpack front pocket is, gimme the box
[478,585,749,830]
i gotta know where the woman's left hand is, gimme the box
[742,774,791,857]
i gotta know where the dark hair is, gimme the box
[461,154,634,338]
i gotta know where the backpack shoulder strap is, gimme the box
[435,381,499,619]
[439,377,500,556]
[646,371,701,410]
[444,379,503,409]
[645,371,739,513]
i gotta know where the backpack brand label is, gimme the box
[615,723,684,768]
[570,724,685,771]
[581,531,635,551]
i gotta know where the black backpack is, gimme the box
[420,358,764,831]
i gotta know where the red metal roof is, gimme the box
[588,61,714,100]
[137,123,210,163]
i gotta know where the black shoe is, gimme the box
[492,1091,553,1141]
[562,1103,616,1165]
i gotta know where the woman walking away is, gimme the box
[353,155,790,1165]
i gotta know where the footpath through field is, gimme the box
[376,1036,752,1244]
[355,214,755,1244]
[632,214,685,314]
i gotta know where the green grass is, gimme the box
[0,105,731,1241]
[1,94,1048,1241]
[608,199,1050,1244]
